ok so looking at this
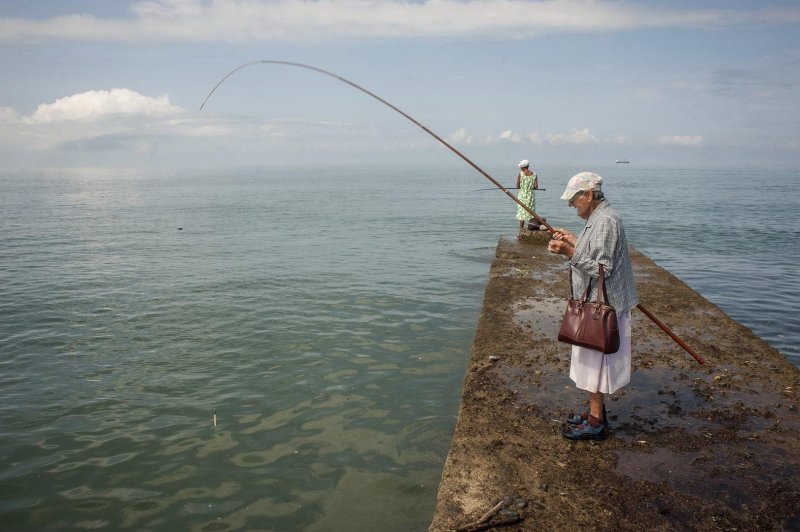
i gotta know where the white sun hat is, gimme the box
[518,159,529,168]
[560,172,603,200]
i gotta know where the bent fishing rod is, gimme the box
[200,60,705,366]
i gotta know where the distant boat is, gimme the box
[615,159,629,164]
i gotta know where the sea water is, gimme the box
[1,164,797,530]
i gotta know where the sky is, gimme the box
[1,0,799,169]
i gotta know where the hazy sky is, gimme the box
[1,0,799,169]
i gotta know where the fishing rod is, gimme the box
[200,60,705,366]
[473,187,546,192]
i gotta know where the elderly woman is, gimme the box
[547,172,638,441]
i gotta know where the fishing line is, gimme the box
[199,60,704,365]
[473,187,546,192]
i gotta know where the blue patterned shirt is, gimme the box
[569,200,639,312]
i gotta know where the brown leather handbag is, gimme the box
[557,264,620,354]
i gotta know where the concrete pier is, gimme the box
[429,233,800,531]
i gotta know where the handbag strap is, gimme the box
[568,267,591,302]
[596,264,611,305]
[569,263,611,304]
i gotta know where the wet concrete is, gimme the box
[429,231,800,531]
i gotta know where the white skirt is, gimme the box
[569,310,632,394]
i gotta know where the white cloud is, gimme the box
[0,89,189,152]
[498,129,522,143]
[449,128,474,144]
[658,134,703,146]
[494,127,598,146]
[1,1,798,43]
[0,106,20,123]
[23,89,182,124]
[545,128,597,145]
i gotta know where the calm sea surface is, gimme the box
[1,164,798,530]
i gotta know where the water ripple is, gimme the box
[1,166,797,530]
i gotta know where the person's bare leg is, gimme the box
[589,392,604,421]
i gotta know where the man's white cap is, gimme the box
[560,172,603,200]
[518,159,529,168]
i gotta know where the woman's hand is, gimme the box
[548,227,576,257]
[548,238,574,257]
[550,227,577,247]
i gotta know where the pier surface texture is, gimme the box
[430,232,800,531]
